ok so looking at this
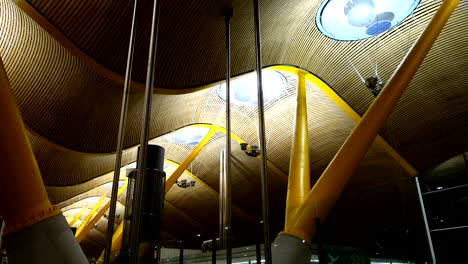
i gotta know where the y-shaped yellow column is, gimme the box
[0,57,87,263]
[274,1,459,263]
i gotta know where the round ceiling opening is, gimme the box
[217,71,287,106]
[316,0,420,41]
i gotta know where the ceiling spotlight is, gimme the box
[316,0,420,40]
[175,179,196,188]
[240,143,260,157]
[365,77,384,97]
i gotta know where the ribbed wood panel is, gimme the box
[3,0,464,174]
[1,0,467,252]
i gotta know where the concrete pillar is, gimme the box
[4,214,88,264]
[271,234,311,264]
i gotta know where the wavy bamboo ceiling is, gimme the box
[0,0,468,256]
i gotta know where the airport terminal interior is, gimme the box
[0,0,467,263]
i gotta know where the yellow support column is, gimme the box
[165,128,216,193]
[68,207,87,226]
[0,57,60,233]
[288,0,460,243]
[97,221,124,264]
[75,196,106,238]
[284,72,310,230]
[1,56,88,263]
[75,181,128,242]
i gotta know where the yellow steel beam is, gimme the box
[165,159,257,223]
[165,159,216,192]
[285,72,310,230]
[75,196,106,238]
[68,207,87,226]
[0,56,60,234]
[285,0,459,243]
[75,181,128,242]
[110,221,124,252]
[189,124,289,181]
[165,128,216,193]
[96,219,124,264]
[268,66,418,177]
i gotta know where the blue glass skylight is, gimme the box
[163,126,210,145]
[316,0,420,41]
[217,71,287,106]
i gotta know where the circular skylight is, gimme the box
[316,0,420,41]
[217,71,287,106]
[163,126,210,145]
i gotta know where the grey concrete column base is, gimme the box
[272,234,312,264]
[4,214,88,264]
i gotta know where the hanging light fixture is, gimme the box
[316,0,420,40]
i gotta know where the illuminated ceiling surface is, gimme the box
[1,0,467,258]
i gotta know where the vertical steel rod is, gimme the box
[415,177,436,263]
[224,8,233,264]
[103,0,138,263]
[179,246,184,264]
[0,217,4,249]
[129,0,160,262]
[253,0,271,262]
[219,149,226,248]
[212,238,217,263]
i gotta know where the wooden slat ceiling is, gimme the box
[0,0,467,255]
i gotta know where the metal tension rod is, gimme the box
[224,8,233,264]
[104,0,139,262]
[129,0,161,261]
[290,0,460,243]
[253,0,272,262]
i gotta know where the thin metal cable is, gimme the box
[103,0,138,262]
[346,54,366,83]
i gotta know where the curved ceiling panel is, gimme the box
[1,0,467,255]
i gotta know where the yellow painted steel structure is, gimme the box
[188,124,289,181]
[75,196,106,239]
[110,220,124,252]
[68,207,87,226]
[0,57,61,234]
[165,159,256,222]
[165,128,217,193]
[283,0,460,243]
[75,181,128,242]
[165,124,289,194]
[284,72,310,230]
[268,66,418,177]
[165,159,221,194]
[96,221,124,263]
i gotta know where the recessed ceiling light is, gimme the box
[316,0,420,40]
[217,71,287,106]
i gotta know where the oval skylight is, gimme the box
[217,71,287,106]
[163,126,210,145]
[316,0,420,41]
